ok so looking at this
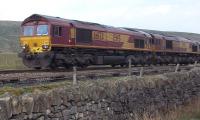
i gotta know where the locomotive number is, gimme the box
[92,31,126,42]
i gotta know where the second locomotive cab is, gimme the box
[19,14,200,69]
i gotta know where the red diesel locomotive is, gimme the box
[19,14,200,69]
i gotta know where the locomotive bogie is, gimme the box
[20,51,54,69]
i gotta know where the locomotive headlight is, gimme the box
[22,46,26,49]
[42,45,49,49]
[21,44,27,49]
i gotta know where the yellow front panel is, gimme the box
[20,36,51,53]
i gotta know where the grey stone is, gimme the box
[47,89,62,106]
[32,113,43,119]
[32,92,48,113]
[21,93,34,114]
[54,112,63,118]
[0,93,13,119]
[70,106,77,115]
[11,96,22,115]
[46,109,51,115]
[51,118,60,120]
[36,116,45,120]
[62,109,71,116]
[77,113,84,118]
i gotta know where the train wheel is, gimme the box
[49,64,57,70]
[111,64,116,67]
[120,64,125,67]
[64,65,72,69]
[80,64,88,68]
[83,59,91,68]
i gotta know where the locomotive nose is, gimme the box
[20,36,51,53]
[33,43,38,47]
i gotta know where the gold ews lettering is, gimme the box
[92,31,129,42]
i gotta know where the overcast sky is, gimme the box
[0,0,199,33]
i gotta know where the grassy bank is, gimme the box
[0,53,25,69]
[177,98,200,120]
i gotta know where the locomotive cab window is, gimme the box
[76,28,92,43]
[37,25,48,36]
[23,26,34,36]
[166,40,173,49]
[53,26,62,36]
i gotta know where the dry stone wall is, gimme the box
[1,68,200,120]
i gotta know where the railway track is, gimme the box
[0,65,124,74]
[0,64,198,87]
[0,64,193,74]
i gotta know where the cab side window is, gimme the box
[53,26,62,37]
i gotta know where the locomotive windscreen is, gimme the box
[23,26,34,36]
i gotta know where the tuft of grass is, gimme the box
[176,98,200,120]
[0,81,72,96]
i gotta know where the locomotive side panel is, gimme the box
[74,28,152,52]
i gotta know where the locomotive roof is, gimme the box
[150,34,164,39]
[22,14,198,44]
[22,14,130,33]
[22,14,151,38]
[123,28,152,39]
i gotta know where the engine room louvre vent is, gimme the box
[76,28,92,43]
[166,40,173,49]
[192,45,198,52]
[134,39,145,48]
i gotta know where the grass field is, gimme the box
[0,53,26,69]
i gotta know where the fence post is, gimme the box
[194,61,197,67]
[73,66,77,85]
[139,67,144,77]
[175,64,180,73]
[128,59,132,76]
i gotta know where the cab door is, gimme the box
[51,25,69,45]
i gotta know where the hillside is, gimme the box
[0,21,21,53]
[0,21,200,53]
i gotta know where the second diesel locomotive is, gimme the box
[19,14,200,69]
